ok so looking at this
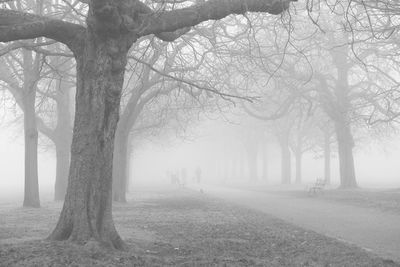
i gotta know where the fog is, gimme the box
[2,117,399,203]
[3,0,400,265]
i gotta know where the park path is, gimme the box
[191,184,400,263]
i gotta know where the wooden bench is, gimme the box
[308,178,326,195]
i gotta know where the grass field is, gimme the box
[0,187,398,266]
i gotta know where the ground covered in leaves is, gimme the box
[0,187,399,266]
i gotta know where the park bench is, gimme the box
[308,178,326,196]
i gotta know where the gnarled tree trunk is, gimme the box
[48,29,133,249]
[0,0,292,251]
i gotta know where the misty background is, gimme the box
[2,114,399,201]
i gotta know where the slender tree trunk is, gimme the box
[112,130,129,202]
[54,79,72,201]
[22,48,40,208]
[324,129,331,185]
[335,121,357,189]
[295,150,302,184]
[54,140,70,201]
[23,92,40,208]
[48,31,133,249]
[279,136,291,184]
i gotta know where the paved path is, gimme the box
[192,185,400,263]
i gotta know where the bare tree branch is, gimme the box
[131,0,295,38]
[0,9,85,53]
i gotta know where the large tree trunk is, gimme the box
[23,92,40,208]
[48,30,133,249]
[112,130,129,202]
[324,129,331,185]
[279,136,291,184]
[335,121,357,189]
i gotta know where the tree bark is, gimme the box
[0,0,292,250]
[335,120,357,189]
[112,130,129,202]
[48,29,133,249]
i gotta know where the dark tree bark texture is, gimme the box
[112,131,129,202]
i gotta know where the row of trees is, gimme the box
[206,3,400,189]
[2,0,400,250]
[0,0,293,248]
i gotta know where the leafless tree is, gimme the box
[0,0,293,248]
